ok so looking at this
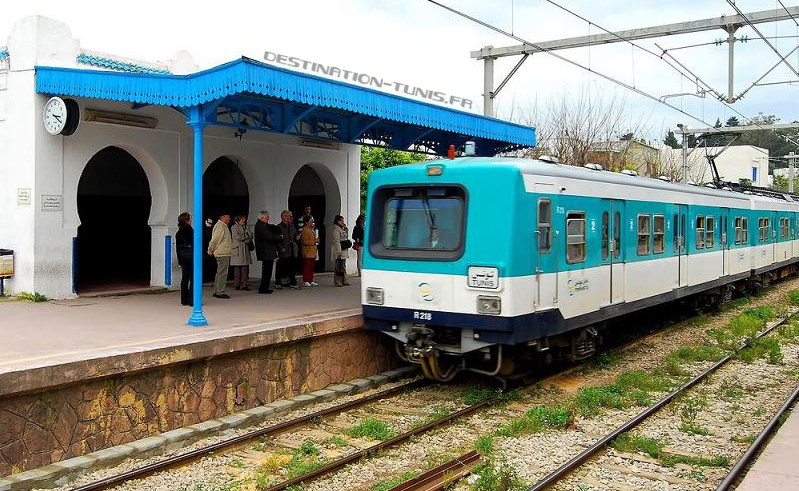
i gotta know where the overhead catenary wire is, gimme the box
[426,0,799,151]
[424,0,715,128]
[726,0,799,77]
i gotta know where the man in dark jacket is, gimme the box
[277,210,300,289]
[254,210,282,294]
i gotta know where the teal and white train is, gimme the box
[361,157,799,381]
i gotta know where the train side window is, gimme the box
[706,216,715,248]
[696,216,705,249]
[742,217,748,243]
[781,218,789,239]
[537,199,552,253]
[601,212,609,260]
[637,214,651,255]
[566,212,586,264]
[653,215,665,253]
[734,217,742,245]
[613,212,621,259]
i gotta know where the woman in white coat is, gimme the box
[330,214,350,287]
[230,215,253,290]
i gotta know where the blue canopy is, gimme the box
[36,57,535,156]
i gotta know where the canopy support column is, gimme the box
[187,105,208,327]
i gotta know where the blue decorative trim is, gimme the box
[35,57,535,149]
[0,48,9,60]
[75,53,170,75]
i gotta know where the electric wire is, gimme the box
[430,0,798,151]
[425,0,715,127]
[777,0,799,28]
[726,0,799,77]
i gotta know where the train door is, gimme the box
[720,208,730,276]
[600,199,624,305]
[675,204,688,288]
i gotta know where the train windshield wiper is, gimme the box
[420,192,438,247]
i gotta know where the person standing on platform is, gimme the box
[207,213,232,299]
[175,212,194,306]
[352,214,365,277]
[300,217,319,287]
[331,214,350,287]
[277,210,300,289]
[295,204,315,279]
[230,215,253,291]
[254,211,281,294]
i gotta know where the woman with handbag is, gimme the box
[231,215,253,291]
[175,212,194,306]
[330,214,350,287]
[300,218,319,287]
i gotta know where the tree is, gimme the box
[725,116,740,127]
[360,146,426,210]
[663,130,680,149]
[620,132,634,141]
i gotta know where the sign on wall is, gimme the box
[17,188,31,205]
[41,195,63,212]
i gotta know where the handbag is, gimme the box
[340,239,352,250]
[335,258,346,276]
[246,240,255,252]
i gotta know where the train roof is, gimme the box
[390,157,799,208]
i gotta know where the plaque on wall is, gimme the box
[17,188,31,205]
[41,194,63,212]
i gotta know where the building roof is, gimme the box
[35,57,536,156]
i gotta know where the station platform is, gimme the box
[0,276,399,476]
[735,403,799,490]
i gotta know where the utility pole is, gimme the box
[483,49,495,117]
[678,123,688,183]
[788,151,798,193]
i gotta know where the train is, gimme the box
[360,156,799,381]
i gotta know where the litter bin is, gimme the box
[0,249,13,296]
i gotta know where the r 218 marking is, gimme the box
[413,311,432,321]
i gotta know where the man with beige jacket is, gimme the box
[207,214,233,299]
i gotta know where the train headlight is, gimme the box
[366,287,384,305]
[477,295,501,315]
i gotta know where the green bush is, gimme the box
[17,291,48,302]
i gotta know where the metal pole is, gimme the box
[790,151,796,193]
[726,26,737,103]
[679,124,689,183]
[188,106,208,327]
[483,50,495,117]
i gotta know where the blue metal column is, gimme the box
[187,106,208,326]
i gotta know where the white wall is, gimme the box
[662,145,770,187]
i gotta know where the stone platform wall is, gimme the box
[0,324,396,476]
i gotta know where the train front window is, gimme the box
[372,186,466,260]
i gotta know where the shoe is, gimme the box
[235,286,242,291]
[258,290,274,294]
[241,286,250,291]
[274,284,283,290]
[310,282,319,287]
[304,282,312,287]
[213,293,230,299]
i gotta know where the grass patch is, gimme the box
[717,377,745,400]
[575,370,674,417]
[16,291,48,302]
[666,345,727,364]
[470,460,526,491]
[346,417,397,441]
[737,336,783,364]
[228,459,245,469]
[661,454,730,468]
[373,471,421,491]
[743,305,776,320]
[323,435,347,447]
[679,422,711,436]
[593,351,621,369]
[475,435,495,456]
[612,432,665,458]
[778,322,799,344]
[497,406,573,437]
[460,387,522,406]
[412,405,450,428]
[731,434,756,444]
[788,289,799,306]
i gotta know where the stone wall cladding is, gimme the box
[0,325,396,476]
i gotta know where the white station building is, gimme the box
[0,17,534,323]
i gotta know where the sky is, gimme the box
[2,0,798,144]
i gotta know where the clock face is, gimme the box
[43,97,68,135]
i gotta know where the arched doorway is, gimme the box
[289,165,326,272]
[203,157,250,281]
[76,146,152,292]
